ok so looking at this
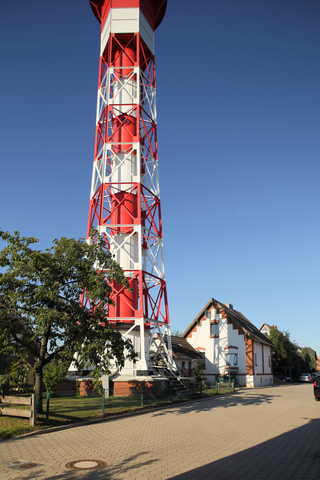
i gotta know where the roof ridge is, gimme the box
[183,297,272,346]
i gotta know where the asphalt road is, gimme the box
[0,383,319,480]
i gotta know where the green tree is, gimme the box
[43,359,70,418]
[300,347,316,371]
[268,327,306,379]
[0,230,135,413]
[0,337,30,394]
[43,359,69,395]
[0,350,13,395]
[193,364,205,393]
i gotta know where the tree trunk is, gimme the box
[34,367,43,414]
[34,334,50,415]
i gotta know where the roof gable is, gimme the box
[183,298,272,346]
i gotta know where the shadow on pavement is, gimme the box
[167,419,320,480]
[152,392,279,417]
[14,451,158,480]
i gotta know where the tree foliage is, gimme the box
[43,360,69,394]
[300,347,316,371]
[268,327,311,378]
[0,230,135,411]
[0,335,30,394]
[193,363,205,393]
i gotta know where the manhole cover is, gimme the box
[65,459,107,471]
[8,461,40,471]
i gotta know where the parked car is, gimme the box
[299,373,312,382]
[275,376,292,383]
[313,377,320,401]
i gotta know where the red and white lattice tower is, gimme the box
[87,0,174,379]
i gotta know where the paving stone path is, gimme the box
[0,384,319,479]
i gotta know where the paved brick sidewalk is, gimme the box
[0,384,319,480]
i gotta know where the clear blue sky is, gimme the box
[1,1,320,353]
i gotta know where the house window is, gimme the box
[268,356,271,368]
[210,323,219,337]
[254,353,258,367]
[226,353,238,366]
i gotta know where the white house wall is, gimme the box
[226,321,246,375]
[186,306,218,379]
[254,342,263,374]
[247,342,273,387]
[247,373,273,388]
[263,345,272,375]
[217,314,228,372]
[187,306,247,383]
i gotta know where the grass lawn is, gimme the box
[0,416,35,441]
[44,395,145,421]
[0,395,156,440]
[0,385,235,440]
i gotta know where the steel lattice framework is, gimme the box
[87,1,173,375]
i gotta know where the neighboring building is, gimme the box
[184,298,273,387]
[171,336,204,377]
[259,323,277,337]
[316,354,320,372]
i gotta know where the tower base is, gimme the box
[113,375,168,397]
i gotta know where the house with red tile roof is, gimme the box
[184,298,273,387]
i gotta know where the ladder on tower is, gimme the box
[152,365,190,396]
[149,328,190,396]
